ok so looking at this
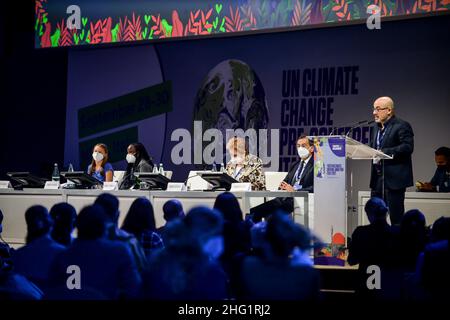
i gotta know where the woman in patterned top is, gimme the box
[225,136,265,190]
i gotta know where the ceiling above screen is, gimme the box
[35,0,449,49]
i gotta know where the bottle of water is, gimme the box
[52,163,60,182]
[159,163,164,176]
[66,163,75,188]
[152,164,158,174]
[220,163,225,173]
[211,161,217,172]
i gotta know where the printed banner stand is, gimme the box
[313,135,391,264]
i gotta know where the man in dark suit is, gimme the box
[369,96,414,225]
[279,135,314,193]
[250,135,314,221]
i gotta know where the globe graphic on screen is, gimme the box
[193,59,269,134]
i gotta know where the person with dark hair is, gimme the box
[417,146,450,193]
[369,97,414,225]
[397,209,427,272]
[120,142,154,189]
[157,199,185,236]
[347,197,403,300]
[87,143,113,183]
[348,197,396,269]
[238,211,320,300]
[141,206,228,300]
[213,192,251,297]
[0,254,43,300]
[429,217,450,243]
[121,197,163,259]
[249,135,314,222]
[0,209,12,273]
[415,216,450,300]
[94,193,147,271]
[48,204,141,299]
[279,135,314,193]
[49,203,77,247]
[11,205,66,288]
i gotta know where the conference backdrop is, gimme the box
[65,15,450,221]
[36,0,449,48]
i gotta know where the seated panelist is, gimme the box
[120,142,154,190]
[87,143,113,183]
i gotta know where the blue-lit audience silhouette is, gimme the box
[0,195,449,301]
[121,197,164,260]
[11,205,65,289]
[49,203,77,247]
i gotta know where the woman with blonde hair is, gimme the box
[225,136,265,190]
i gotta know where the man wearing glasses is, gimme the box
[369,96,414,225]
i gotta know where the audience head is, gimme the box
[430,217,450,243]
[162,199,185,223]
[184,206,224,259]
[265,211,311,259]
[94,193,120,224]
[121,197,156,236]
[24,205,53,244]
[434,146,450,170]
[250,220,267,251]
[400,209,427,250]
[213,192,243,225]
[76,205,109,240]
[49,202,77,246]
[365,197,389,224]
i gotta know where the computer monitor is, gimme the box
[60,171,102,189]
[6,172,47,189]
[198,172,238,191]
[134,173,171,190]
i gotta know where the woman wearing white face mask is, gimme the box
[87,143,113,182]
[120,142,154,189]
[225,136,265,190]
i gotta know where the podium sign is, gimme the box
[313,135,392,245]
[313,136,347,244]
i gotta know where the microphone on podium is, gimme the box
[346,120,375,138]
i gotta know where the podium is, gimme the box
[312,136,392,245]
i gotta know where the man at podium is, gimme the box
[369,96,414,225]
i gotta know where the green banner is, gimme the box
[78,81,172,138]
[79,126,138,171]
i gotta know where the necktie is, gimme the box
[292,161,305,185]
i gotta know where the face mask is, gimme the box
[202,236,224,260]
[126,154,136,164]
[92,152,104,162]
[297,147,310,159]
[231,155,244,164]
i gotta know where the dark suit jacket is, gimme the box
[369,116,414,190]
[284,157,314,193]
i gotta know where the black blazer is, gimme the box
[369,116,414,190]
[284,157,314,193]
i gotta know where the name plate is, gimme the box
[103,182,118,191]
[230,183,252,192]
[44,181,60,189]
[166,182,187,192]
[0,180,12,189]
